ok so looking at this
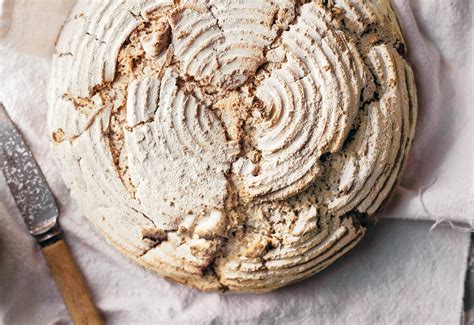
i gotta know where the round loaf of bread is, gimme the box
[48,0,417,292]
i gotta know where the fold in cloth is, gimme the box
[384,0,473,227]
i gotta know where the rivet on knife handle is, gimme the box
[0,103,104,324]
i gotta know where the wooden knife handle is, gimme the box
[41,239,104,325]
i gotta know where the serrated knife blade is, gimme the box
[0,103,60,243]
[0,103,103,324]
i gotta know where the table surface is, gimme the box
[465,234,474,324]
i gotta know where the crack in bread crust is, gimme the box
[48,0,417,292]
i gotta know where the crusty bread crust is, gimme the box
[48,0,417,292]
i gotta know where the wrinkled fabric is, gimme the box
[384,0,474,227]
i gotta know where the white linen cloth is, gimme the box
[385,0,474,228]
[0,0,472,324]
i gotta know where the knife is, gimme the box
[0,103,103,325]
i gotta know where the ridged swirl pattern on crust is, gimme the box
[48,0,417,292]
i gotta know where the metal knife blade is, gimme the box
[0,104,103,323]
[0,103,60,243]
